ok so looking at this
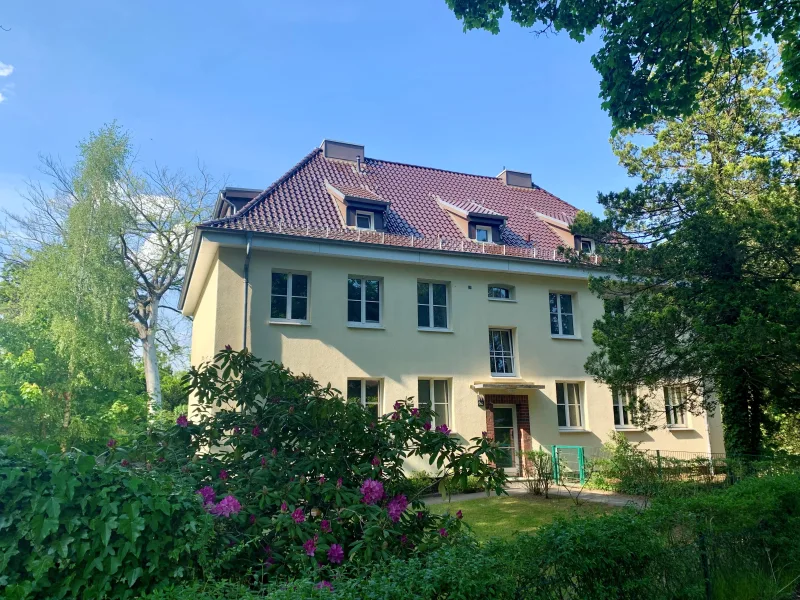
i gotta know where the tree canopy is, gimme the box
[445,0,800,130]
[571,50,800,455]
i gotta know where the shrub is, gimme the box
[0,444,214,600]
[520,450,553,497]
[137,349,507,582]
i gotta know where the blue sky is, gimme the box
[0,1,634,218]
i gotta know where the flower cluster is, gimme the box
[210,495,242,517]
[196,486,215,506]
[176,414,189,428]
[387,494,408,522]
[327,543,344,564]
[302,537,317,557]
[292,508,305,523]
[106,438,117,449]
[435,424,451,435]
[360,479,384,505]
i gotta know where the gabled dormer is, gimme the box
[326,182,390,231]
[436,197,507,243]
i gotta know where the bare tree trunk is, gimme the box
[142,297,162,412]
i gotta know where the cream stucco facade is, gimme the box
[186,231,725,472]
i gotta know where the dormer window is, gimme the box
[580,238,595,254]
[475,225,493,243]
[355,210,375,230]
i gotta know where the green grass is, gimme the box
[428,493,615,540]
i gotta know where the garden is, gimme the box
[2,349,800,600]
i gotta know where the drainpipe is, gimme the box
[702,380,715,475]
[242,233,253,350]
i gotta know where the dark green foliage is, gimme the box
[142,475,800,599]
[0,444,215,599]
[444,0,800,130]
[135,349,507,582]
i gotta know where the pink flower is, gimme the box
[318,475,326,485]
[439,528,448,537]
[387,494,409,523]
[327,543,344,564]
[280,501,288,512]
[423,422,431,431]
[456,510,463,520]
[435,424,451,435]
[400,534,408,545]
[417,511,425,519]
[176,414,189,427]
[271,448,278,458]
[411,408,419,417]
[252,425,261,437]
[336,478,343,488]
[394,401,402,410]
[292,508,305,523]
[320,519,331,533]
[482,431,488,438]
[391,412,400,420]
[371,456,381,467]
[224,344,232,351]
[120,459,130,467]
[210,495,242,517]
[233,426,241,435]
[106,438,117,449]
[196,486,216,506]
[219,469,229,481]
[315,581,333,591]
[360,479,384,505]
[303,537,317,556]
[261,456,266,467]
[249,514,257,524]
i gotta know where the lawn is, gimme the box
[428,493,615,540]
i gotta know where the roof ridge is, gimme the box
[201,147,322,227]
[365,156,507,182]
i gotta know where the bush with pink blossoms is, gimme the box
[141,348,507,583]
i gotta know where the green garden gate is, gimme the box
[551,445,586,485]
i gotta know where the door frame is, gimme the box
[493,403,519,474]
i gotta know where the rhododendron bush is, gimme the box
[149,349,507,581]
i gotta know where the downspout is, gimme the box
[242,233,253,350]
[702,379,715,475]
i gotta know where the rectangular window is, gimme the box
[418,378,450,429]
[475,225,492,243]
[489,329,515,376]
[417,281,448,329]
[612,387,637,428]
[549,292,575,336]
[347,378,381,422]
[580,238,595,254]
[271,272,309,321]
[556,382,583,429]
[355,211,374,230]
[347,277,381,325]
[664,386,687,427]
[488,285,513,300]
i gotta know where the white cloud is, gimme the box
[0,92,5,104]
[0,62,13,77]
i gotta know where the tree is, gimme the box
[571,50,800,455]
[2,123,215,413]
[444,0,800,130]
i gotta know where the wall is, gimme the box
[190,245,717,464]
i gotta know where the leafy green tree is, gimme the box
[444,0,800,129]
[571,50,800,455]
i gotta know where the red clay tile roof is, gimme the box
[203,148,583,262]
[437,197,506,218]
[327,182,386,204]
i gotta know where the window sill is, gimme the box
[558,427,589,433]
[269,320,311,326]
[490,373,519,379]
[667,426,693,432]
[615,426,643,432]
[488,298,517,303]
[417,327,453,333]
[551,335,582,341]
[347,323,385,330]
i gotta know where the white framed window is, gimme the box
[417,281,449,329]
[580,238,595,254]
[271,272,309,322]
[418,378,450,429]
[613,387,637,428]
[556,382,584,429]
[488,284,514,301]
[347,378,381,422]
[549,292,576,337]
[664,386,687,427]
[475,225,492,243]
[355,211,374,230]
[489,329,515,376]
[347,277,381,326]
